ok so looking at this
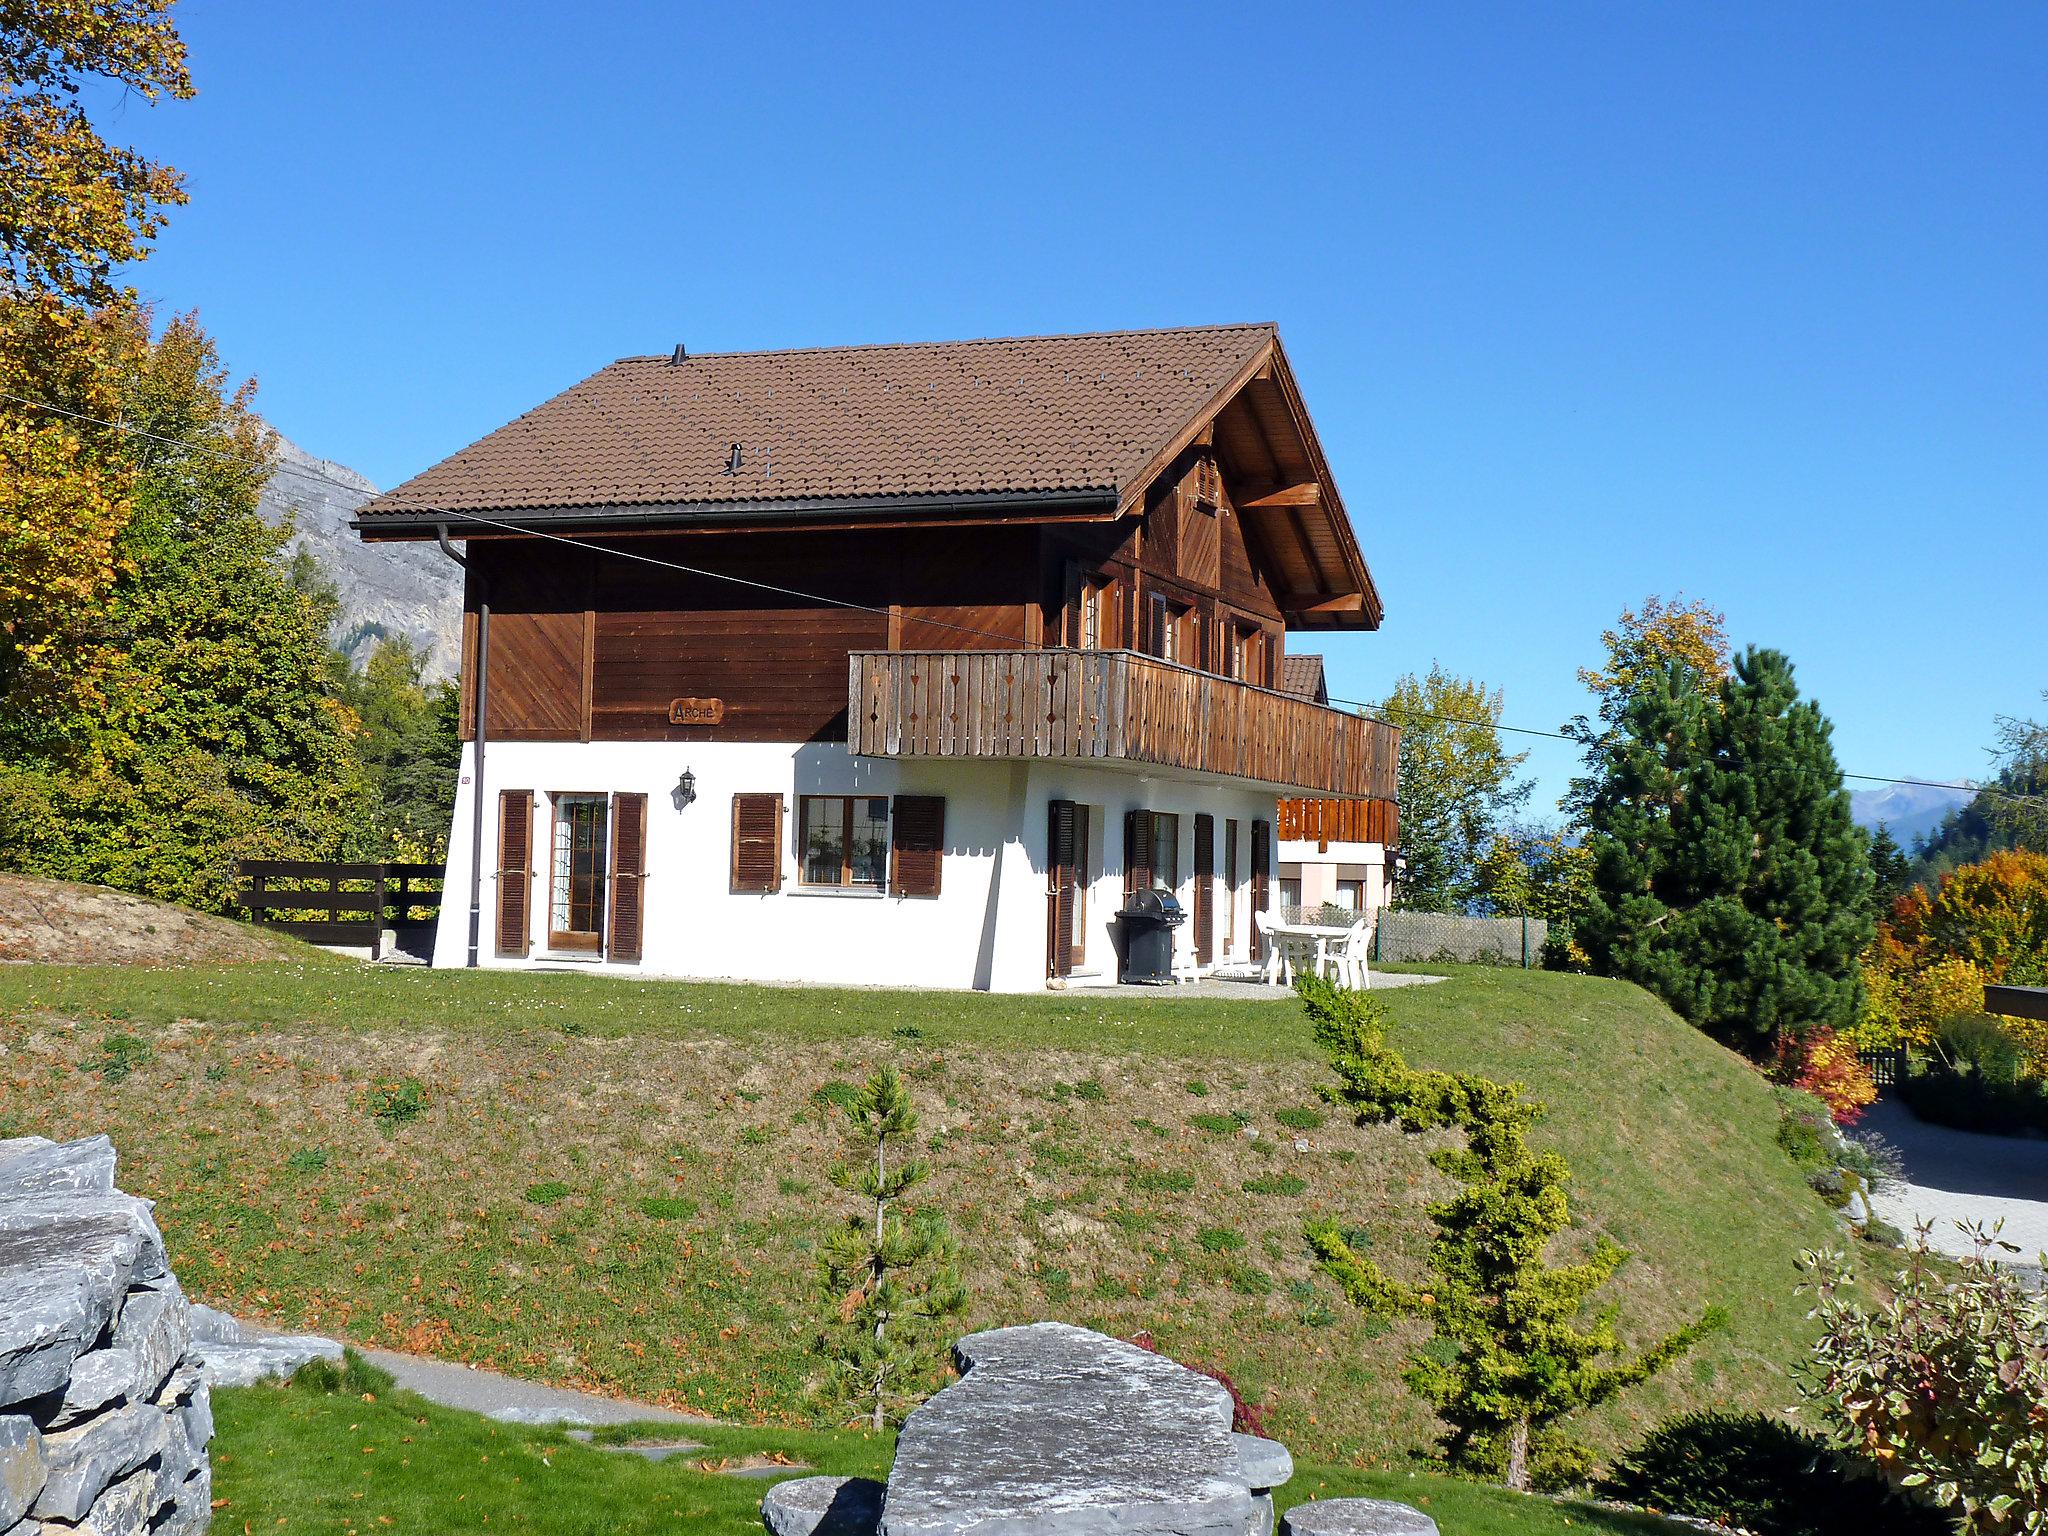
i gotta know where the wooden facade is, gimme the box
[846,649,1396,800]
[443,416,1398,805]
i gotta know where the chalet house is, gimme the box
[353,324,1398,991]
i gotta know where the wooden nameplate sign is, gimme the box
[668,697,726,725]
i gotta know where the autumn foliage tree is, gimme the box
[1382,664,1532,912]
[0,4,370,908]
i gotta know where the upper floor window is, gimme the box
[1064,567,1117,650]
[800,795,889,889]
[1148,594,1195,665]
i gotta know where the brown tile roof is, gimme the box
[1280,654,1328,704]
[356,324,1278,525]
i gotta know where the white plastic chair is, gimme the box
[1328,915,1374,991]
[1254,911,1284,984]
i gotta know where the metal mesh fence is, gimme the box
[1370,909,1548,968]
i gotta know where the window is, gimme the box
[1228,622,1267,684]
[1148,811,1180,891]
[549,793,609,951]
[800,795,890,889]
[1224,817,1239,950]
[1336,878,1367,911]
[1280,877,1302,912]
[1063,567,1119,650]
[1148,594,1194,664]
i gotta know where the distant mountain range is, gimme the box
[1850,779,1976,848]
[256,432,461,681]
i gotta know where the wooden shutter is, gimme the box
[891,795,946,897]
[1046,799,1078,979]
[495,789,533,957]
[1193,814,1214,966]
[1250,818,1271,962]
[1224,818,1240,950]
[1124,808,1154,899]
[730,792,784,893]
[608,791,648,963]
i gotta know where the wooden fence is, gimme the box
[237,860,444,960]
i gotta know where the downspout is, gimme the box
[436,524,487,968]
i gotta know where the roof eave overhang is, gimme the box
[354,486,1123,540]
[1112,333,1384,633]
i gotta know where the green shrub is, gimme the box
[1803,1228,2048,1533]
[1899,1015,2048,1134]
[637,1196,697,1220]
[524,1181,571,1206]
[1274,1107,1324,1131]
[1241,1174,1307,1197]
[365,1077,427,1128]
[812,1080,861,1113]
[1602,1410,1945,1536]
[1197,1225,1245,1253]
[90,1033,150,1083]
[289,1348,396,1398]
[1775,1108,1830,1169]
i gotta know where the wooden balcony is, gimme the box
[1278,797,1398,848]
[847,649,1398,799]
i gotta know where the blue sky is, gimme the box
[112,2,2045,812]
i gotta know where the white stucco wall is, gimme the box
[435,740,1277,992]
[1278,839,1388,915]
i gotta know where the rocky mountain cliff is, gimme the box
[1849,779,1975,846]
[256,432,461,680]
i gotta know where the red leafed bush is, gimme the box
[1772,1026,1876,1125]
[1125,1330,1269,1437]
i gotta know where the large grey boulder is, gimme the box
[194,1334,343,1388]
[882,1323,1252,1536]
[762,1475,887,1536]
[0,1135,118,1200]
[0,1414,46,1528]
[1280,1498,1440,1536]
[0,1198,162,1407]
[1232,1433,1293,1493]
[188,1302,341,1387]
[51,1279,192,1430]
[72,1462,159,1536]
[32,1399,170,1521]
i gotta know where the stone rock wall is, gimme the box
[0,1136,212,1536]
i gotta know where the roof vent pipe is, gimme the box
[670,343,687,365]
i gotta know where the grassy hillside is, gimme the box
[0,961,1846,1468]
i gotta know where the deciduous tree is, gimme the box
[0,0,193,303]
[1383,664,1531,912]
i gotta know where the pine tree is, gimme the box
[1868,824,1912,901]
[1299,979,1719,1489]
[816,1066,967,1433]
[1577,647,1876,1052]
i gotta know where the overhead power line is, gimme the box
[4,387,2042,809]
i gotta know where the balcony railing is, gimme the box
[1278,797,1398,848]
[847,649,1398,799]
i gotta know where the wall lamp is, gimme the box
[673,767,698,812]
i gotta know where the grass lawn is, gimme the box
[0,959,1849,1469]
[214,1365,1682,1535]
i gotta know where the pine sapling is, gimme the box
[816,1064,967,1432]
[1298,976,1723,1489]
